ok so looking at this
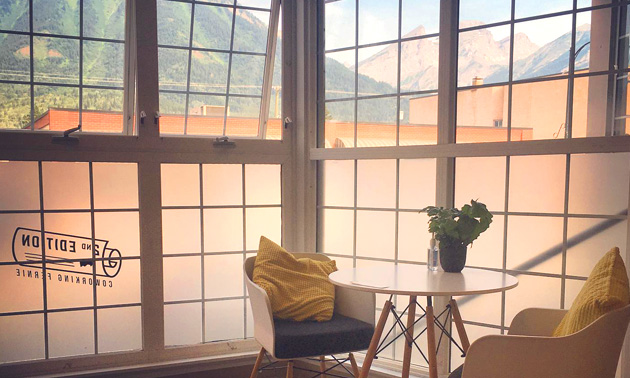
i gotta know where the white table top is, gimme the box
[329,265,518,296]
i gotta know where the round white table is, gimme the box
[329,265,518,378]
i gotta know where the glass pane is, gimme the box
[92,163,138,209]
[356,210,395,259]
[42,162,90,210]
[506,215,564,274]
[229,54,266,95]
[238,0,271,8]
[0,213,40,263]
[569,153,630,215]
[0,83,30,130]
[322,160,354,207]
[0,33,30,82]
[401,38,439,92]
[515,0,572,19]
[0,314,45,364]
[450,325,500,368]
[158,48,189,91]
[225,97,261,136]
[508,155,566,214]
[34,86,80,131]
[459,0,511,26]
[163,256,202,301]
[164,302,202,346]
[96,257,140,305]
[564,278,585,308]
[245,164,281,205]
[320,209,354,256]
[456,87,509,143]
[325,0,355,50]
[397,211,430,262]
[161,164,201,207]
[162,209,201,254]
[356,97,397,147]
[245,207,281,250]
[193,4,233,51]
[205,299,245,341]
[358,44,398,96]
[511,79,568,140]
[83,41,124,87]
[513,15,572,80]
[357,159,396,208]
[157,0,191,46]
[204,208,243,252]
[48,310,94,358]
[0,0,29,32]
[233,9,269,53]
[33,37,79,84]
[455,157,506,212]
[325,50,356,100]
[82,88,124,133]
[0,264,44,313]
[33,0,79,36]
[455,292,502,325]
[190,51,229,93]
[187,94,226,136]
[466,214,504,269]
[505,274,560,324]
[573,74,615,138]
[83,0,125,40]
[97,306,142,353]
[399,159,436,209]
[159,92,186,134]
[94,212,140,258]
[0,161,40,211]
[358,0,399,46]
[324,100,355,148]
[202,164,243,206]
[458,25,510,88]
[402,0,439,36]
[204,254,243,298]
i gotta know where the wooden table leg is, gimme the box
[449,298,470,354]
[320,355,327,378]
[401,295,417,378]
[426,297,438,378]
[358,299,393,378]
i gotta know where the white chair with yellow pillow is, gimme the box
[245,237,375,378]
[449,247,630,378]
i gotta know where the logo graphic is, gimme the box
[12,228,122,278]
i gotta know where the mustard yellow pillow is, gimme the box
[253,236,337,322]
[553,247,629,336]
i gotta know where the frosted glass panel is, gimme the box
[466,214,504,269]
[205,299,245,341]
[0,161,40,211]
[161,164,200,206]
[0,265,43,313]
[162,209,201,254]
[204,254,243,298]
[356,211,395,259]
[42,162,90,210]
[321,209,354,256]
[322,160,355,207]
[97,259,141,306]
[246,207,281,250]
[245,165,281,205]
[163,256,202,301]
[398,212,430,263]
[357,160,396,209]
[98,306,142,353]
[451,325,500,368]
[203,208,243,252]
[0,213,40,262]
[165,303,202,346]
[564,279,586,308]
[566,218,627,277]
[569,153,630,215]
[505,274,561,324]
[44,212,92,240]
[507,216,563,274]
[455,157,506,211]
[509,155,566,213]
[455,292,502,326]
[92,163,139,209]
[48,310,94,358]
[95,211,140,257]
[0,314,45,363]
[399,159,436,209]
[47,267,94,309]
[202,164,243,206]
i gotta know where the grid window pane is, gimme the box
[324,100,355,148]
[162,209,202,254]
[506,215,564,274]
[202,164,243,206]
[325,0,355,50]
[233,9,269,53]
[48,310,95,358]
[163,256,202,301]
[322,160,355,207]
[164,302,202,346]
[321,209,354,256]
[161,164,201,207]
[204,254,243,298]
[203,208,243,252]
[356,97,397,147]
[0,213,41,263]
[0,264,44,313]
[190,51,230,93]
[0,33,30,82]
[356,210,395,259]
[246,207,281,250]
[83,41,124,87]
[0,161,40,211]
[33,37,80,84]
[397,212,429,263]
[0,314,45,364]
[0,0,29,32]
[505,274,561,325]
[0,83,30,130]
[33,0,80,36]
[358,0,399,46]
[42,162,91,210]
[466,214,504,269]
[193,4,233,50]
[357,159,396,209]
[92,163,139,209]
[205,299,245,341]
[455,157,506,212]
[357,44,398,97]
[97,306,142,353]
[508,155,566,214]
[325,51,356,100]
[245,164,281,205]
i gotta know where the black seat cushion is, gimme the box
[448,364,464,378]
[273,313,374,359]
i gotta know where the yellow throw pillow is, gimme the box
[253,236,337,322]
[553,247,630,337]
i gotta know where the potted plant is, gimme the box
[420,200,493,272]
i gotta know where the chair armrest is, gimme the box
[334,286,375,326]
[508,307,567,336]
[245,278,276,356]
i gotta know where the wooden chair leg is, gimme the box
[359,300,393,378]
[286,361,294,378]
[348,353,360,377]
[319,355,327,378]
[250,348,266,378]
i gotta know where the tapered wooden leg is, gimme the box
[450,298,470,353]
[286,361,294,378]
[401,295,417,378]
[319,355,327,377]
[348,353,360,377]
[250,348,266,378]
[358,300,393,378]
[426,297,438,378]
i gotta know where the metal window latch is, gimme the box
[139,111,147,124]
[154,111,160,125]
[213,136,236,147]
[52,124,82,145]
[284,117,292,129]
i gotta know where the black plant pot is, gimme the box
[439,244,467,273]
